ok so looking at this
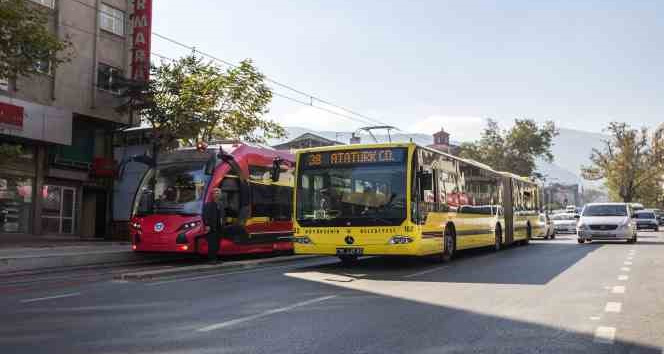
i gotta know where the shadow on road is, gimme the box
[290,240,603,285]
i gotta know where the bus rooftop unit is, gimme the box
[128,141,295,256]
[292,142,544,263]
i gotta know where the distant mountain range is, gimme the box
[271,126,608,188]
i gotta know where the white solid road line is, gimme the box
[605,302,622,313]
[403,266,449,278]
[594,326,616,344]
[197,295,337,332]
[621,267,631,272]
[147,263,312,286]
[612,286,626,294]
[20,292,81,303]
[618,275,629,281]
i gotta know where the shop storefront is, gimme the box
[0,159,35,234]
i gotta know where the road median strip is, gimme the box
[116,255,320,280]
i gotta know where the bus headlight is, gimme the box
[389,236,413,244]
[294,236,313,244]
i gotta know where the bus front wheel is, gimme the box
[441,227,456,262]
[339,255,358,266]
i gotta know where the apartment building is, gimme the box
[0,0,144,239]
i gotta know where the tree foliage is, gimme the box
[0,0,72,81]
[118,53,285,151]
[582,122,664,204]
[458,118,559,177]
[0,142,21,161]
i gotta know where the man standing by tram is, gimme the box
[203,188,225,264]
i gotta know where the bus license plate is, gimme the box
[336,248,363,256]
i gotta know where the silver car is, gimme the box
[577,203,637,243]
[634,210,659,231]
[551,213,577,234]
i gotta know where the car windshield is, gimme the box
[552,214,575,220]
[582,205,628,217]
[296,149,407,226]
[635,212,656,219]
[133,162,211,216]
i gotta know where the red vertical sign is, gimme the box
[0,102,24,130]
[131,0,152,82]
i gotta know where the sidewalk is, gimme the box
[0,241,181,274]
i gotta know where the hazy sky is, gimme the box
[151,0,663,141]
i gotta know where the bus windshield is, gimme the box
[296,149,407,227]
[133,162,211,216]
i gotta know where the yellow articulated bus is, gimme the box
[292,142,545,263]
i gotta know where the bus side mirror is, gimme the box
[271,158,282,182]
[574,214,580,219]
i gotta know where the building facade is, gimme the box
[0,0,137,239]
[427,127,460,155]
[272,133,344,151]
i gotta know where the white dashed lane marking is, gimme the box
[20,292,81,303]
[594,326,616,344]
[624,261,633,265]
[612,286,626,294]
[605,302,622,313]
[197,295,337,332]
[621,267,631,272]
[618,275,629,281]
[403,265,449,278]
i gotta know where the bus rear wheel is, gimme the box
[494,225,502,251]
[521,224,532,245]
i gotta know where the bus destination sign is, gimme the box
[303,148,406,168]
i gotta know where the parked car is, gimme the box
[652,209,664,226]
[577,203,637,243]
[551,213,577,234]
[630,203,645,211]
[634,210,659,231]
[539,213,556,239]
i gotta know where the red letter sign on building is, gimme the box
[131,0,152,82]
[0,102,24,131]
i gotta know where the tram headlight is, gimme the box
[388,236,413,244]
[130,221,141,230]
[178,221,201,231]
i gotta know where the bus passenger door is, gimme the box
[502,177,514,244]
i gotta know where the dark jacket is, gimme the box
[203,201,224,233]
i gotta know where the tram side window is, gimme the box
[219,177,240,218]
[251,183,293,221]
[251,183,274,218]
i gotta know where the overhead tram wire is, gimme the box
[59,0,403,132]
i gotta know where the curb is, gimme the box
[0,251,185,274]
[116,254,321,280]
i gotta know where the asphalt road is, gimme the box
[1,231,664,354]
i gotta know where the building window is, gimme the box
[34,59,51,75]
[0,77,8,91]
[99,4,125,36]
[29,0,55,8]
[97,63,123,94]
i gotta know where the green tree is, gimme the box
[582,122,664,203]
[119,53,284,151]
[0,143,21,161]
[0,0,72,82]
[459,118,558,177]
